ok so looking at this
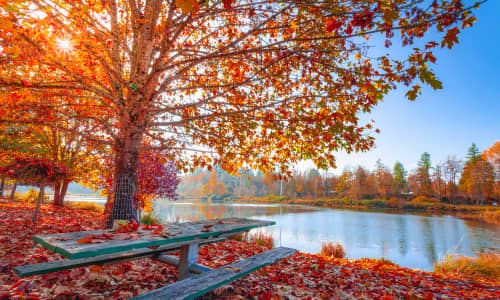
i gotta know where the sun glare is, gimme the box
[56,38,72,52]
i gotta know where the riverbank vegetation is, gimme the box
[320,242,346,259]
[230,231,275,249]
[434,253,500,282]
[1,201,498,299]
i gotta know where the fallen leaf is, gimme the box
[77,238,92,244]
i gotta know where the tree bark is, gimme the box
[53,181,61,205]
[0,175,4,197]
[53,180,70,206]
[32,183,45,225]
[106,124,144,228]
[10,182,17,199]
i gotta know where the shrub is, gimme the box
[248,231,275,248]
[141,212,161,225]
[412,195,429,204]
[230,231,274,248]
[67,201,104,213]
[23,188,50,203]
[388,197,403,207]
[320,241,346,258]
[359,257,396,269]
[267,194,289,201]
[434,253,500,282]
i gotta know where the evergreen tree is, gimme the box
[392,161,408,195]
[466,143,481,164]
[417,152,432,171]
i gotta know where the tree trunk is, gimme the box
[106,125,144,228]
[53,181,61,205]
[32,183,45,225]
[10,182,17,199]
[54,180,70,206]
[0,175,4,197]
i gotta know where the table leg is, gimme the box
[178,242,199,280]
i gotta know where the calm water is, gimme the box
[152,199,500,271]
[61,194,500,271]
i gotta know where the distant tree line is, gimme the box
[178,141,500,205]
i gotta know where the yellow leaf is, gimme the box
[176,0,198,14]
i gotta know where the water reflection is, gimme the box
[153,199,500,271]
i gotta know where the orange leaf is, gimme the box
[77,237,92,244]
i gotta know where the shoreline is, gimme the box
[237,197,500,226]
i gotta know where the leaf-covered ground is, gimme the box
[0,201,498,299]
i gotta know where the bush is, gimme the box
[141,212,161,225]
[412,195,429,204]
[23,188,50,203]
[388,197,403,207]
[320,241,346,258]
[67,201,104,213]
[248,231,274,248]
[359,257,396,268]
[267,194,289,201]
[230,231,274,249]
[434,253,500,282]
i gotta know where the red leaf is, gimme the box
[223,0,233,10]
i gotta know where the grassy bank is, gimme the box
[243,195,500,225]
[434,253,500,282]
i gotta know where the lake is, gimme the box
[152,199,500,271]
[63,194,500,271]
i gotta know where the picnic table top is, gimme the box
[33,218,275,259]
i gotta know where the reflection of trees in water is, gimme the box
[462,220,500,254]
[396,215,409,256]
[379,215,391,258]
[199,202,229,220]
[356,212,369,247]
[421,218,438,265]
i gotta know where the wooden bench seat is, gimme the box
[130,247,297,300]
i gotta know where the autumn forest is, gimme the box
[180,142,500,206]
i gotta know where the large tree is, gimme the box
[459,158,495,205]
[0,0,481,224]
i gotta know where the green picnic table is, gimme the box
[14,218,296,299]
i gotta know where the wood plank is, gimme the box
[178,242,199,280]
[15,235,228,277]
[130,247,297,300]
[33,218,275,259]
[154,255,212,274]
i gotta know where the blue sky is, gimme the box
[309,0,500,175]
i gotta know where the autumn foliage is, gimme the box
[0,0,483,223]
